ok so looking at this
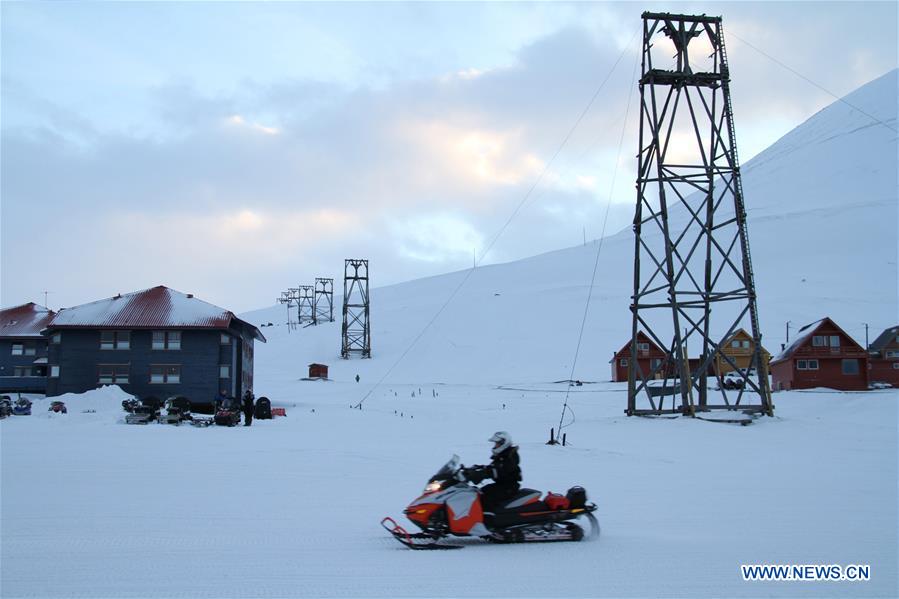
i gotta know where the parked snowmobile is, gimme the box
[125,397,162,425]
[214,397,241,426]
[254,396,272,420]
[13,398,32,415]
[122,398,141,413]
[382,454,599,550]
[49,401,67,414]
[159,396,192,424]
[125,405,157,425]
[0,397,12,419]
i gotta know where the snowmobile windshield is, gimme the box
[431,455,461,482]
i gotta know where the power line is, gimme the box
[555,42,640,437]
[352,28,640,409]
[729,31,897,133]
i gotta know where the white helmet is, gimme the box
[489,431,512,456]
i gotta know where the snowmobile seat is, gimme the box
[496,489,544,511]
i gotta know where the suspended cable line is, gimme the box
[352,27,640,409]
[729,32,897,133]
[555,43,640,438]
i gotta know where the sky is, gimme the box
[2,1,897,313]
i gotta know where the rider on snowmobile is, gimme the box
[463,431,522,511]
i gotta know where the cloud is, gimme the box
[2,3,896,311]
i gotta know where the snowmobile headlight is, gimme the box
[424,481,442,493]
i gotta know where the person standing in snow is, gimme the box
[463,431,522,512]
[242,390,254,427]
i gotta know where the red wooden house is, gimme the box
[867,325,899,387]
[308,363,329,379]
[610,332,668,382]
[769,318,868,391]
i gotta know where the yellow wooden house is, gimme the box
[716,328,771,374]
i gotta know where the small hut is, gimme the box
[308,363,329,379]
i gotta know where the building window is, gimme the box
[12,342,37,356]
[797,360,819,371]
[731,340,741,348]
[150,365,181,384]
[51,332,61,344]
[650,358,663,369]
[637,342,649,353]
[220,333,231,345]
[841,359,859,375]
[219,365,230,378]
[893,363,899,370]
[98,364,129,385]
[829,336,840,348]
[808,359,819,370]
[619,358,628,367]
[100,331,130,350]
[742,340,750,348]
[13,366,31,377]
[812,336,826,347]
[886,350,899,359]
[152,331,181,350]
[11,343,23,355]
[50,365,60,378]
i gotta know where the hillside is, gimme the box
[243,69,898,388]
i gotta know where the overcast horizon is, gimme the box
[2,1,897,313]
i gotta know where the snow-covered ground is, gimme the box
[2,386,896,598]
[2,71,896,598]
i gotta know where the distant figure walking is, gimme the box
[355,374,360,383]
[242,390,255,427]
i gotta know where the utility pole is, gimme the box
[786,321,792,343]
[863,322,869,349]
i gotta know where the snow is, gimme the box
[1,385,896,597]
[2,72,897,597]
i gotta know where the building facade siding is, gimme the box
[46,327,254,404]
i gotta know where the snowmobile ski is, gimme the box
[381,517,461,550]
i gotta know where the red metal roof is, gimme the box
[0,303,55,338]
[47,286,265,341]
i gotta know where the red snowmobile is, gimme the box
[382,455,599,550]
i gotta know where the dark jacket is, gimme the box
[242,392,255,413]
[468,446,521,490]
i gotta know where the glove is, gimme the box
[465,466,489,484]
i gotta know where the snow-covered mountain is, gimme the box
[244,69,897,387]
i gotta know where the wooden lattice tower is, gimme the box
[627,12,773,417]
[341,259,371,358]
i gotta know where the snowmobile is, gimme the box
[0,397,12,419]
[254,396,272,420]
[13,398,32,416]
[122,398,141,413]
[125,405,157,425]
[382,454,599,550]
[213,397,241,426]
[48,401,67,414]
[159,396,192,425]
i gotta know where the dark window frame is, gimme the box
[841,359,859,375]
[149,364,181,384]
[97,363,130,385]
[100,330,130,350]
[152,330,182,350]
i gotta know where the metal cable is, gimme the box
[555,42,640,437]
[729,32,897,133]
[352,27,640,409]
